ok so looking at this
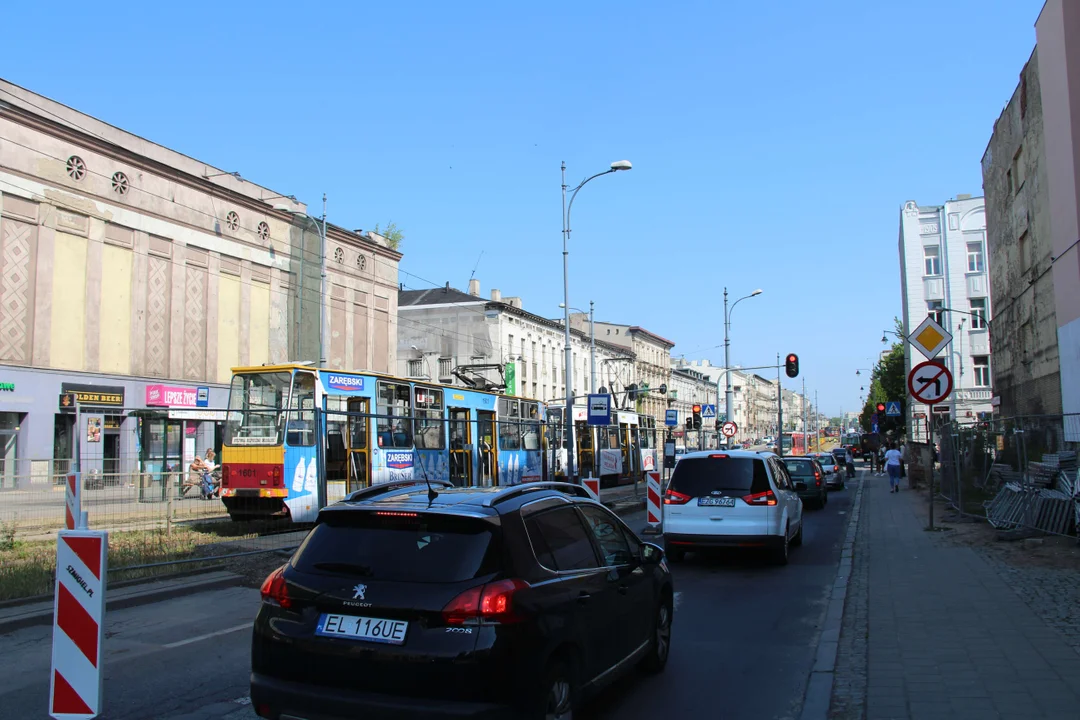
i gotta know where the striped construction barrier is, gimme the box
[646,471,662,529]
[50,529,107,719]
[582,476,600,502]
[65,473,80,531]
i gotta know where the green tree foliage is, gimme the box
[860,319,907,437]
[372,222,403,251]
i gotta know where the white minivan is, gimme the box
[661,449,804,565]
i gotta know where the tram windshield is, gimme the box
[225,371,292,446]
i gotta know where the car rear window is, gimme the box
[669,457,771,497]
[292,512,501,583]
[783,459,817,477]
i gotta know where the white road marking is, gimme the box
[163,623,251,649]
[673,591,683,610]
[234,697,252,705]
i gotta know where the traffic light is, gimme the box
[876,403,886,413]
[692,404,702,430]
[785,353,799,378]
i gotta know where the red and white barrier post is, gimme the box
[644,471,662,534]
[582,475,600,502]
[50,529,107,719]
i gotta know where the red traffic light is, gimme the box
[785,353,799,378]
[876,403,886,412]
[692,404,701,413]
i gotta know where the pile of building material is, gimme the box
[981,463,1022,492]
[984,451,1079,537]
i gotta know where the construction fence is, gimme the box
[936,414,1080,539]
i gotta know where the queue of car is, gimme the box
[250,446,851,719]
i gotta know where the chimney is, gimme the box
[510,297,523,309]
[468,279,480,297]
[491,288,502,303]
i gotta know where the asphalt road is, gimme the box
[0,482,854,720]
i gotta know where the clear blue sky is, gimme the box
[0,0,1043,415]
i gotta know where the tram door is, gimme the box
[619,421,633,479]
[448,408,472,487]
[577,422,594,478]
[346,397,370,492]
[478,411,497,487]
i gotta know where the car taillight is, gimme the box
[814,470,822,481]
[664,489,692,505]
[743,490,777,506]
[442,579,529,625]
[259,565,291,609]
[833,465,839,473]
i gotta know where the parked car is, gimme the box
[662,450,804,565]
[781,456,829,509]
[813,452,846,490]
[250,480,674,720]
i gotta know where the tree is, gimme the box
[859,318,907,437]
[372,222,403,251]
[829,416,842,427]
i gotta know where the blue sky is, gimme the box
[0,0,1043,415]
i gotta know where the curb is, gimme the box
[799,474,864,720]
[0,570,243,634]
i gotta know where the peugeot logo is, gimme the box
[352,583,367,600]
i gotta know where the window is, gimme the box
[523,402,540,450]
[966,241,985,272]
[1019,231,1031,272]
[1012,146,1025,193]
[224,371,292,446]
[407,359,423,377]
[973,357,990,387]
[376,381,412,448]
[579,506,635,566]
[498,398,521,450]
[970,299,987,330]
[924,246,942,276]
[438,357,452,377]
[928,301,945,327]
[414,387,444,449]
[66,156,87,181]
[286,372,317,446]
[524,507,599,571]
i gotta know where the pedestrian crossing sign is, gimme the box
[885,401,901,417]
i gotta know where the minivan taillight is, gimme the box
[664,488,692,505]
[743,490,777,506]
[442,579,529,625]
[259,565,291,609]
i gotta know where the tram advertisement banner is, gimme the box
[599,449,623,475]
[641,450,656,472]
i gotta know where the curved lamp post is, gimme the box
[275,196,327,366]
[723,288,762,433]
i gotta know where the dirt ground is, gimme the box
[929,493,1080,573]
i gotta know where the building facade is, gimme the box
[667,364,719,448]
[982,50,1061,417]
[0,79,401,485]
[898,196,993,439]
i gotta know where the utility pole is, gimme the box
[589,301,596,393]
[776,353,783,457]
[802,377,807,455]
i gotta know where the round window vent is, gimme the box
[111,172,129,196]
[225,211,240,231]
[333,247,345,264]
[257,221,270,241]
[66,156,87,181]
[356,254,366,271]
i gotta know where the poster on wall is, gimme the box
[87,417,102,443]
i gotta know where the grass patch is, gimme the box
[0,525,262,602]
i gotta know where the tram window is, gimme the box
[499,398,521,450]
[414,387,445,450]
[377,382,412,448]
[287,373,316,446]
[522,402,540,450]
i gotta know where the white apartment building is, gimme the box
[898,196,993,439]
[668,365,719,448]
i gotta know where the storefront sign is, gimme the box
[168,409,228,421]
[59,384,125,408]
[0,383,13,392]
[145,384,199,407]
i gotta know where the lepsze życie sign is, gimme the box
[59,383,125,409]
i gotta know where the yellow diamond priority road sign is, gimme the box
[909,315,952,359]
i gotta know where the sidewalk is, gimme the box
[831,474,1080,720]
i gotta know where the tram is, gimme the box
[546,405,659,487]
[219,364,545,523]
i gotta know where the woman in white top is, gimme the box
[883,442,904,493]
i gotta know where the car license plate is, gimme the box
[698,496,736,507]
[315,613,408,645]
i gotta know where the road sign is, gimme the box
[646,472,662,528]
[885,401,901,417]
[701,404,717,419]
[870,413,878,424]
[872,422,878,432]
[908,360,953,405]
[664,409,678,427]
[582,476,600,501]
[721,421,738,438]
[587,394,611,426]
[909,316,953,359]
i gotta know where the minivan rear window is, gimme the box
[292,512,501,583]
[668,457,771,497]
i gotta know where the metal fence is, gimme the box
[937,414,1080,538]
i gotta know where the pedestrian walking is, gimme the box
[844,447,855,479]
[884,442,903,492]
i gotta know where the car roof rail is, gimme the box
[344,478,454,503]
[481,482,592,507]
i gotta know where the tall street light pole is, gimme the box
[563,303,597,394]
[561,160,631,483]
[723,287,763,434]
[275,194,328,366]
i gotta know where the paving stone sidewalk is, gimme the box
[831,475,1080,720]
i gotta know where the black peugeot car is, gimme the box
[250,480,674,720]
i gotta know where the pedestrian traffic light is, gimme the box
[692,405,702,430]
[785,353,799,378]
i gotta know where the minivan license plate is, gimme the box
[698,496,736,507]
[316,613,408,645]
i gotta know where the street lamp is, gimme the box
[854,368,873,376]
[723,288,762,433]
[940,306,992,330]
[561,160,631,482]
[561,302,596,393]
[882,329,904,344]
[275,196,328,367]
